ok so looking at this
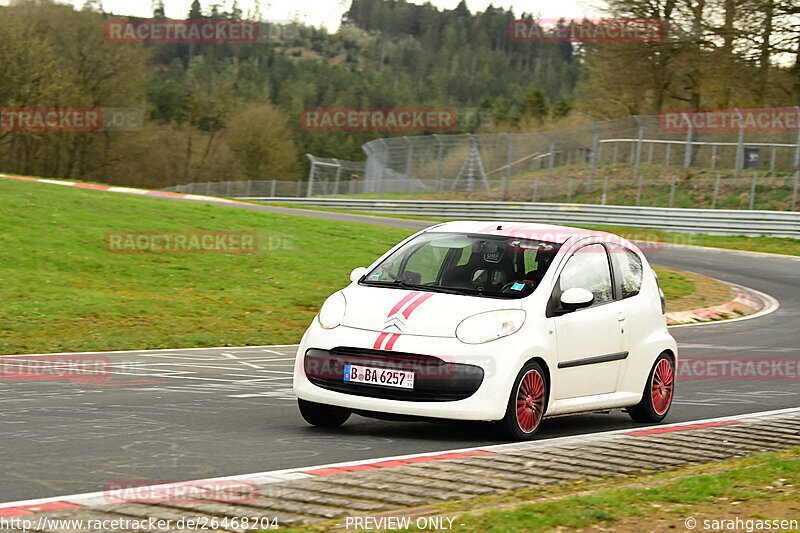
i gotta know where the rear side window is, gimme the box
[613,245,643,298]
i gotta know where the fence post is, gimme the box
[296,180,302,197]
[792,107,800,211]
[271,179,276,197]
[682,112,693,169]
[634,115,644,205]
[532,178,539,202]
[546,132,555,195]
[613,141,619,163]
[647,141,654,164]
[770,146,777,172]
[403,137,414,198]
[734,108,744,178]
[225,180,231,197]
[588,122,598,188]
[665,143,671,166]
[749,171,757,210]
[712,174,721,209]
[433,134,444,198]
[305,154,316,197]
[669,174,677,208]
[711,144,717,169]
[245,179,251,196]
[404,136,413,178]
[567,177,573,203]
[378,139,389,199]
[602,173,610,205]
[502,133,514,201]
[333,158,342,195]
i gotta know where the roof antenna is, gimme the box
[496,225,503,230]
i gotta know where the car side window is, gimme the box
[613,246,643,298]
[558,244,613,306]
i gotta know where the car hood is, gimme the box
[340,284,522,338]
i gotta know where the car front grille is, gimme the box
[304,347,484,402]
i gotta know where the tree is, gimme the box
[152,0,165,18]
[188,0,203,19]
[523,87,549,122]
[224,104,300,180]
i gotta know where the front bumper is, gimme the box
[292,323,521,421]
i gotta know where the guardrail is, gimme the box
[238,197,800,238]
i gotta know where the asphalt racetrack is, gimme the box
[1,204,798,503]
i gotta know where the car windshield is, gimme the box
[361,232,561,299]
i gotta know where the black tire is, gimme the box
[501,361,548,440]
[297,399,351,428]
[629,353,675,423]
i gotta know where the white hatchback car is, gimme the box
[293,221,677,439]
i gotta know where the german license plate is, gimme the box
[343,364,414,390]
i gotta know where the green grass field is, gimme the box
[0,178,411,354]
[0,178,746,354]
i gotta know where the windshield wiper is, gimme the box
[362,279,418,289]
[362,279,486,296]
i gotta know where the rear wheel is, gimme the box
[629,353,675,423]
[297,399,351,428]
[502,362,548,440]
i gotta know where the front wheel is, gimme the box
[298,399,351,428]
[501,362,548,440]
[629,353,675,423]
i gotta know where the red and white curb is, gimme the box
[1,406,798,515]
[0,173,256,207]
[667,282,779,328]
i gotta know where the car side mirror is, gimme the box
[560,287,594,311]
[350,267,368,283]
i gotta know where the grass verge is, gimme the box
[277,447,800,533]
[655,266,735,313]
[0,178,411,354]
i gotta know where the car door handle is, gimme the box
[617,313,626,323]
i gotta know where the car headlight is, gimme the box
[456,310,526,344]
[318,292,346,329]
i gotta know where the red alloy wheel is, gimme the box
[651,358,674,415]
[515,369,545,433]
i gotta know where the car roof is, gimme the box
[425,220,618,245]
